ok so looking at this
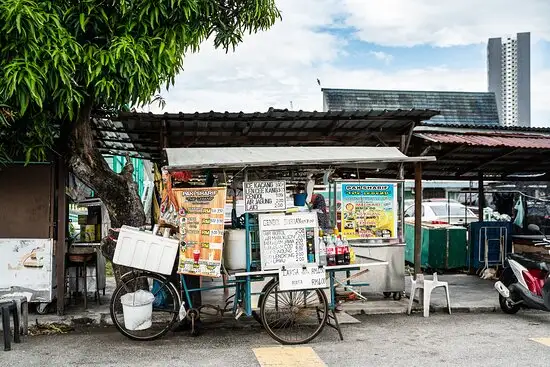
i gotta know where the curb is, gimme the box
[32,304,500,332]
[345,304,499,316]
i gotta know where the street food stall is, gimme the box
[109,146,435,344]
[328,180,406,299]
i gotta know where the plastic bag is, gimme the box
[120,289,155,307]
[151,279,168,308]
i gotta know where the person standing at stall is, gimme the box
[310,193,331,231]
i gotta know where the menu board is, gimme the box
[279,265,327,291]
[259,213,318,270]
[172,187,227,277]
[340,183,398,239]
[243,180,287,213]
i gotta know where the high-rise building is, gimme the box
[487,32,531,127]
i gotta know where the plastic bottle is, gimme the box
[318,237,327,266]
[307,240,315,263]
[342,236,351,265]
[335,235,345,265]
[326,236,336,266]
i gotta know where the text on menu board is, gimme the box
[279,266,327,291]
[243,180,287,212]
[339,182,397,240]
[259,213,318,270]
[172,187,227,277]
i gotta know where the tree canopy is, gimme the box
[0,0,281,162]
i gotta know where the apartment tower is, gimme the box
[487,32,531,127]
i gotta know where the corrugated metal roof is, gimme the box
[115,108,440,122]
[418,123,550,132]
[92,108,439,160]
[165,147,435,170]
[322,89,499,126]
[417,133,550,149]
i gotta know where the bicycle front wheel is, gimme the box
[260,280,328,345]
[110,272,180,341]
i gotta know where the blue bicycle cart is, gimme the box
[110,146,431,344]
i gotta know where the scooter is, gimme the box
[494,224,550,314]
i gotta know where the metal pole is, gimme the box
[56,158,67,315]
[414,163,423,279]
[478,172,484,222]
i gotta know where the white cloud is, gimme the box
[152,0,550,128]
[369,51,394,64]
[341,0,550,46]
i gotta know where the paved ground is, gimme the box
[34,273,501,328]
[6,312,550,366]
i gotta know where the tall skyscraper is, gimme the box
[487,32,531,127]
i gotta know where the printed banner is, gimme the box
[173,187,227,277]
[340,183,397,239]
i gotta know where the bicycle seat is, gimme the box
[509,253,550,272]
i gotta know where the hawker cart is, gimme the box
[109,146,434,344]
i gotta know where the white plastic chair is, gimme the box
[407,273,451,317]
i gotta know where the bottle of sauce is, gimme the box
[326,236,336,266]
[342,236,351,265]
[335,235,345,265]
[307,240,315,263]
[318,237,327,266]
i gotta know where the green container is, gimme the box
[405,222,468,270]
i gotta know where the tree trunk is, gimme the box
[68,98,146,284]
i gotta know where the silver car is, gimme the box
[404,200,478,226]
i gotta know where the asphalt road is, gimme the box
[4,312,550,366]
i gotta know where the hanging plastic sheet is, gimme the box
[514,195,525,228]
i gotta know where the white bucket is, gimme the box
[223,229,247,270]
[120,290,155,331]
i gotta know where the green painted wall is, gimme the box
[102,155,146,198]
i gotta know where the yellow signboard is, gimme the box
[340,183,397,239]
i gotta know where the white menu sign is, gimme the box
[243,181,286,213]
[259,212,318,270]
[279,265,327,291]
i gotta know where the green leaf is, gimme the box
[25,148,33,165]
[80,13,86,32]
[159,42,165,58]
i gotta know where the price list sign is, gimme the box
[243,181,287,213]
[173,187,227,277]
[259,213,318,270]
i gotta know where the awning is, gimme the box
[416,132,550,149]
[92,108,439,160]
[165,146,436,170]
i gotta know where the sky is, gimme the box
[149,0,550,127]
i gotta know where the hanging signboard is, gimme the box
[243,180,287,213]
[340,183,398,239]
[279,265,327,291]
[173,187,227,277]
[259,213,318,270]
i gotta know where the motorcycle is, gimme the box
[494,224,550,314]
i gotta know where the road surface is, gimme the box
[3,312,550,366]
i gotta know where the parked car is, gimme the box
[404,201,477,226]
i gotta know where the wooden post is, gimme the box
[478,172,484,222]
[414,163,423,278]
[56,158,67,316]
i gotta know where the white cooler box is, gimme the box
[113,226,179,275]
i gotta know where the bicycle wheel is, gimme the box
[260,280,328,345]
[110,272,180,341]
